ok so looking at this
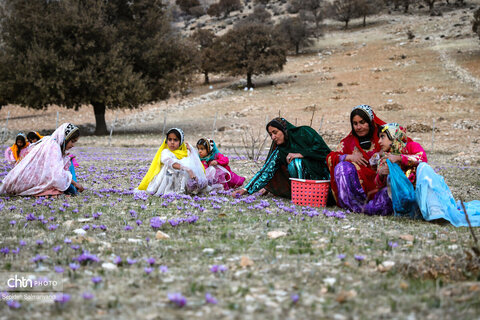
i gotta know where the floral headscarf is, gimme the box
[197,138,219,163]
[380,123,408,154]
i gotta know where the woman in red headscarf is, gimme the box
[327,105,390,215]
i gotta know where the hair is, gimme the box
[350,109,374,140]
[27,132,41,142]
[62,129,80,154]
[196,138,208,148]
[16,135,26,145]
[166,128,181,141]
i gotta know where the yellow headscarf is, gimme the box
[137,138,189,190]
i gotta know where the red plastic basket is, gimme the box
[290,178,330,207]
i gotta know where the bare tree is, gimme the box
[191,29,218,84]
[356,0,383,27]
[289,0,324,32]
[207,0,243,18]
[423,0,437,12]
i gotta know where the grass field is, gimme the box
[1,146,479,319]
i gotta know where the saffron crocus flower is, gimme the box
[337,254,346,260]
[159,265,168,273]
[82,292,94,300]
[291,293,299,304]
[7,300,21,309]
[114,256,122,265]
[64,238,72,244]
[150,217,165,230]
[354,255,365,261]
[54,293,70,304]
[19,240,26,246]
[145,257,155,266]
[54,266,64,273]
[124,225,133,231]
[205,293,218,304]
[144,267,153,274]
[91,276,102,284]
[388,241,398,248]
[69,263,80,271]
[127,258,137,265]
[36,240,44,246]
[9,220,16,226]
[168,293,187,307]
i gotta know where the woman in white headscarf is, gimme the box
[0,123,84,196]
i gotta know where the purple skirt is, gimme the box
[334,161,392,216]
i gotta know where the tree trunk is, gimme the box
[363,15,366,27]
[246,72,253,89]
[92,102,108,135]
[295,43,299,55]
[345,20,349,30]
[428,1,434,11]
[204,71,209,85]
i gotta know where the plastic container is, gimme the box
[290,178,330,207]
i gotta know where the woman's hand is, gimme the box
[378,165,389,176]
[72,181,85,193]
[387,154,402,164]
[187,169,196,180]
[286,153,303,164]
[231,188,247,197]
[210,160,218,166]
[346,149,368,166]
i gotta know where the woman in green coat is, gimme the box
[233,117,331,198]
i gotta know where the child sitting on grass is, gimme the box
[197,138,245,191]
[4,133,29,164]
[137,128,208,195]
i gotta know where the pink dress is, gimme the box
[0,124,74,196]
[201,153,245,190]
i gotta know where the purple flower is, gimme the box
[354,255,365,261]
[388,241,398,248]
[19,240,26,246]
[48,224,59,231]
[54,266,65,273]
[144,267,153,274]
[70,245,80,250]
[136,220,142,226]
[36,240,44,246]
[124,225,133,231]
[159,265,168,273]
[145,257,155,266]
[9,220,16,226]
[129,210,137,217]
[291,293,299,303]
[32,254,47,263]
[210,264,227,273]
[168,293,187,307]
[54,293,70,304]
[337,254,346,260]
[150,217,165,230]
[82,225,90,231]
[91,276,102,284]
[114,256,122,265]
[7,300,21,309]
[0,247,9,255]
[69,263,80,271]
[127,258,137,265]
[205,293,218,304]
[75,251,100,265]
[99,225,107,231]
[53,246,62,253]
[82,292,94,300]
[64,238,72,244]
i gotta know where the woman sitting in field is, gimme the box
[0,123,84,196]
[326,105,388,215]
[27,131,43,144]
[197,138,245,191]
[375,123,480,226]
[232,117,331,198]
[4,133,29,164]
[137,128,208,195]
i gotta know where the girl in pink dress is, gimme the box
[197,138,245,190]
[0,123,84,196]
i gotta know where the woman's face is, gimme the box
[352,115,370,138]
[28,138,38,144]
[378,132,392,152]
[197,145,208,158]
[65,137,78,151]
[16,139,25,148]
[167,133,180,151]
[267,126,285,145]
